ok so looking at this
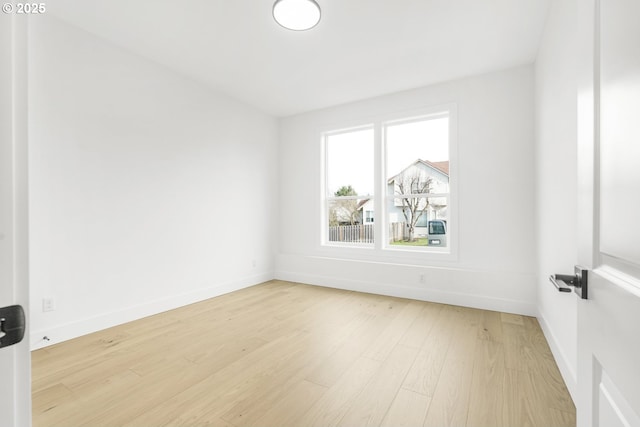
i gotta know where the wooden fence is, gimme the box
[328,224,374,243]
[388,222,406,242]
[328,223,407,243]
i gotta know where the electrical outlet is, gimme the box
[42,297,56,312]
[252,259,257,268]
[419,274,425,284]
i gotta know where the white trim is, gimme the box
[322,123,376,138]
[326,195,373,201]
[537,309,578,402]
[599,255,640,292]
[382,110,449,127]
[29,272,274,350]
[595,264,640,298]
[577,0,598,270]
[275,270,537,316]
[323,241,375,250]
[598,368,640,427]
[388,193,450,199]
[384,244,450,255]
[377,104,456,126]
[0,11,31,427]
[374,122,383,250]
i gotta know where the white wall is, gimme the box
[276,66,537,315]
[28,16,278,349]
[534,0,579,399]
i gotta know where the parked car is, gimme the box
[427,220,447,246]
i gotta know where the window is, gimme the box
[324,127,374,245]
[322,106,454,254]
[429,220,446,235]
[364,210,374,223]
[415,215,428,228]
[385,114,450,249]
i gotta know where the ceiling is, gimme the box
[50,0,551,117]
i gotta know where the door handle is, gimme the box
[549,266,588,299]
[0,305,26,349]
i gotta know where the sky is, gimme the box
[326,117,449,196]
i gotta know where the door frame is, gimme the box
[576,1,600,424]
[0,9,31,427]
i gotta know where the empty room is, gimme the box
[1,0,639,426]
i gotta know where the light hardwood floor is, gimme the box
[32,280,576,427]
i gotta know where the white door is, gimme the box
[576,0,640,426]
[0,9,31,427]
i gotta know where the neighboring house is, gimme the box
[388,159,449,239]
[357,159,449,238]
[359,199,374,224]
[387,159,449,195]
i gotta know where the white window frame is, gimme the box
[320,104,458,262]
[321,124,375,249]
[382,110,453,254]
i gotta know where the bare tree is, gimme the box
[331,185,361,226]
[395,170,433,241]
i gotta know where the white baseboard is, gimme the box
[536,310,578,402]
[276,270,537,316]
[30,272,274,351]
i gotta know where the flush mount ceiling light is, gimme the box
[273,0,321,31]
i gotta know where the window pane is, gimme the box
[386,117,449,195]
[326,128,374,197]
[328,199,374,244]
[385,116,449,249]
[388,196,448,248]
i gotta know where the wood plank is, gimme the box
[379,388,430,427]
[295,356,381,427]
[504,368,553,427]
[501,368,527,426]
[305,310,392,387]
[466,339,505,427]
[362,300,424,362]
[501,317,575,414]
[477,309,504,342]
[31,383,74,416]
[500,312,525,325]
[336,344,419,427]
[527,359,576,414]
[402,305,458,396]
[249,380,327,427]
[36,369,142,427]
[502,322,537,372]
[548,407,577,427]
[423,308,478,427]
[398,301,442,348]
